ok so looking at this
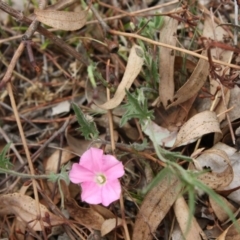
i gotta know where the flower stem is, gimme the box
[0,167,49,179]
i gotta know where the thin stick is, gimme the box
[3,0,48,236]
[106,59,116,152]
[0,52,34,85]
[120,193,131,240]
[7,82,43,225]
[234,0,238,45]
[0,42,25,88]
[0,103,39,130]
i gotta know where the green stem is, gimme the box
[0,167,50,179]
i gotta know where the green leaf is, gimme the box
[0,143,12,169]
[72,103,99,140]
[48,167,70,185]
[120,89,154,127]
[154,15,164,29]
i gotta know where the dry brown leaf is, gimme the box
[65,130,93,156]
[43,147,75,204]
[113,116,139,140]
[174,56,196,72]
[197,163,233,190]
[213,86,231,123]
[65,197,104,230]
[171,221,187,240]
[13,219,28,240]
[101,218,123,236]
[223,86,240,124]
[0,193,65,231]
[216,219,240,240]
[194,143,240,204]
[173,110,221,148]
[35,9,87,31]
[195,143,236,171]
[158,16,178,108]
[85,78,107,112]
[167,51,209,108]
[196,148,233,190]
[90,204,115,219]
[167,12,232,110]
[204,15,232,113]
[174,196,207,240]
[44,146,75,174]
[164,95,197,129]
[194,15,232,124]
[97,45,144,110]
[209,195,236,222]
[132,174,181,240]
[142,120,177,148]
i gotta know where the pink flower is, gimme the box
[69,147,125,206]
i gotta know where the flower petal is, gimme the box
[81,181,102,205]
[79,148,103,172]
[102,155,125,180]
[101,179,122,206]
[69,164,83,183]
[69,163,96,184]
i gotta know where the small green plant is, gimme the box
[120,89,154,127]
[138,15,164,38]
[72,102,99,140]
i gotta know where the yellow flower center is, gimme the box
[96,174,106,185]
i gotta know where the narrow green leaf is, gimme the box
[72,103,99,140]
[120,89,154,127]
[0,143,12,169]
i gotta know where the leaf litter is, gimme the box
[0,0,240,239]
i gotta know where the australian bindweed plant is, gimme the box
[70,84,238,230]
[70,62,238,227]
